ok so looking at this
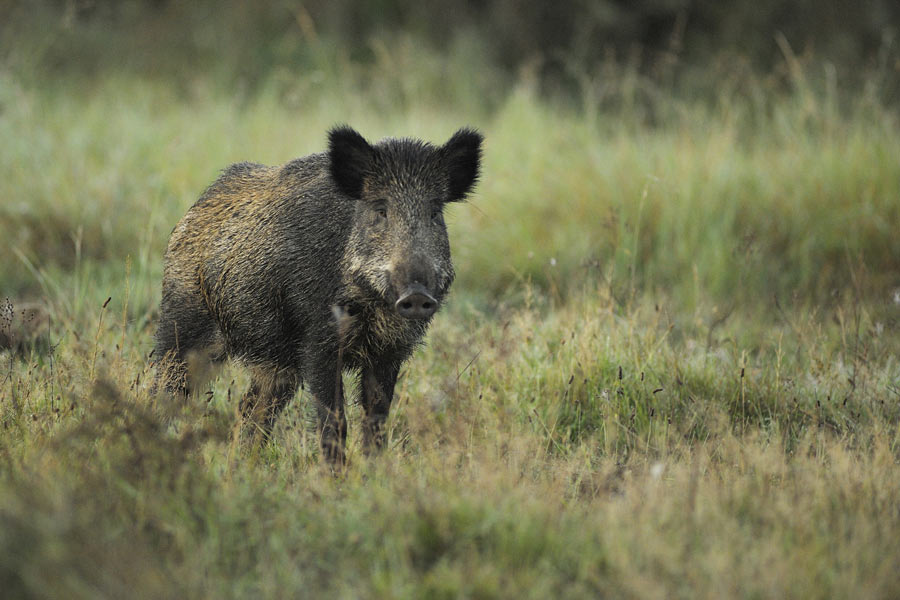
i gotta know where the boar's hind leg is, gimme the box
[239,367,301,443]
[361,362,400,452]
[153,293,221,397]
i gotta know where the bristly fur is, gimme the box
[154,125,483,464]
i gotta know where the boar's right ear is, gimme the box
[329,125,374,200]
[441,127,483,202]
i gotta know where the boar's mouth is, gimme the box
[346,269,440,320]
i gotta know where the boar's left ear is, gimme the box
[441,127,483,202]
[329,125,375,200]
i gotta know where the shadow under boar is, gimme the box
[153,125,482,464]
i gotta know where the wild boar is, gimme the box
[154,125,482,463]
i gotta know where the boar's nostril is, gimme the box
[395,286,438,320]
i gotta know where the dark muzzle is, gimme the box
[394,284,438,320]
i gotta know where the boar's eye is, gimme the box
[373,203,387,222]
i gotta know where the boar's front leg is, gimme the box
[361,361,400,451]
[308,353,348,466]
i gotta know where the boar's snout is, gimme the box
[395,284,438,320]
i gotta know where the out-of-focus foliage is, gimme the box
[2,0,899,102]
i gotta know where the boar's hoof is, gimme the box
[395,285,438,320]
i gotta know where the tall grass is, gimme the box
[2,282,899,598]
[3,49,898,309]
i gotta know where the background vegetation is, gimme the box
[1,2,899,598]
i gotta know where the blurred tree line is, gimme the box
[2,0,898,102]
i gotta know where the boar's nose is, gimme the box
[395,284,438,320]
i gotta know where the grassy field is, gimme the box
[2,39,900,598]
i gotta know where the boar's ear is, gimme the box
[329,125,374,200]
[441,127,483,202]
